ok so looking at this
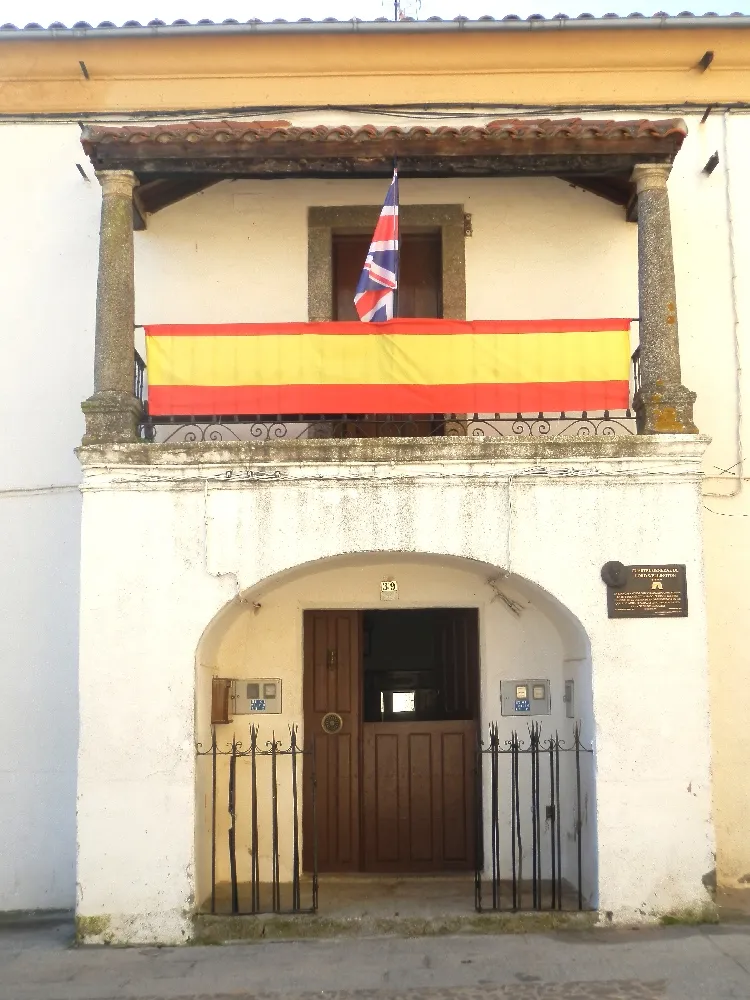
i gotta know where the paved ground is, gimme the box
[2,915,750,1000]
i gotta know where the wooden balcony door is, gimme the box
[333,231,442,322]
[304,608,478,875]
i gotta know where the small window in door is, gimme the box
[333,231,442,321]
[392,691,416,714]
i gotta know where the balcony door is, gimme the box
[333,231,442,322]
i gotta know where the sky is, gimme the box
[1,0,748,26]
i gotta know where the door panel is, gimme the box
[441,730,472,862]
[362,720,476,872]
[408,733,434,862]
[333,232,442,322]
[435,609,479,719]
[373,733,400,863]
[303,611,361,872]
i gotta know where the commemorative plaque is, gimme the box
[601,562,688,619]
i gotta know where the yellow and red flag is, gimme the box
[144,318,631,416]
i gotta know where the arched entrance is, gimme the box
[194,552,596,916]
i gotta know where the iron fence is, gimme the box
[196,725,317,916]
[197,721,592,917]
[134,349,146,405]
[475,722,594,913]
[632,345,642,395]
[139,412,636,442]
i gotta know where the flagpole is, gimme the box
[393,159,400,319]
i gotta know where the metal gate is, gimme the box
[196,720,593,916]
[196,725,317,915]
[475,722,594,912]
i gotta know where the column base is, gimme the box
[634,382,698,435]
[81,391,143,444]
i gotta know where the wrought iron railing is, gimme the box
[134,349,146,405]
[196,726,317,916]
[196,721,592,918]
[632,345,642,396]
[475,722,594,913]
[139,412,637,442]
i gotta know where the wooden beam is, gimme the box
[132,188,147,231]
[101,153,671,182]
[86,135,681,182]
[562,174,637,221]
[87,133,682,164]
[136,177,222,216]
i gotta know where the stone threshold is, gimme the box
[192,909,598,944]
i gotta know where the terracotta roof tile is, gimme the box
[1,13,748,33]
[83,118,688,150]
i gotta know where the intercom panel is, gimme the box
[564,679,575,719]
[501,678,551,716]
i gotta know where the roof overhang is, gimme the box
[6,14,750,39]
[81,117,687,228]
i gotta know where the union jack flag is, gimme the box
[354,168,399,322]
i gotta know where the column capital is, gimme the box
[631,163,671,194]
[95,169,138,198]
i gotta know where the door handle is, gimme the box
[327,649,338,669]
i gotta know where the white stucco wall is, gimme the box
[0,123,98,910]
[133,172,637,326]
[76,438,713,942]
[698,114,750,888]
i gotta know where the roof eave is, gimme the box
[3,15,750,42]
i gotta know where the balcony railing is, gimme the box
[133,350,640,443]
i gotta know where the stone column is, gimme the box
[632,163,697,434]
[81,170,142,444]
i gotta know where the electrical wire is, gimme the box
[2,101,750,126]
[0,483,79,497]
[703,109,745,501]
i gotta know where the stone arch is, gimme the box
[194,551,597,912]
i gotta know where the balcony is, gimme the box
[133,330,641,445]
[82,119,696,449]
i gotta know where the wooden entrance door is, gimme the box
[304,608,478,874]
[361,609,478,872]
[361,720,476,872]
[303,611,361,872]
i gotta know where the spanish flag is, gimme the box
[144,318,631,417]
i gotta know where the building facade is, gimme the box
[0,15,748,943]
